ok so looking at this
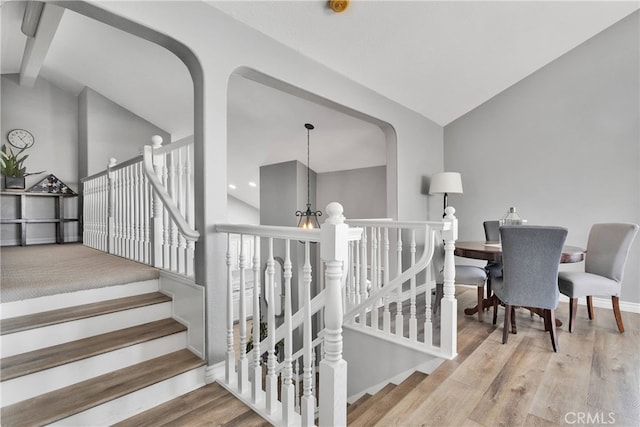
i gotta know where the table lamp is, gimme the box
[429,172,463,211]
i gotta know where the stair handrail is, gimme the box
[142,141,199,242]
[342,221,440,320]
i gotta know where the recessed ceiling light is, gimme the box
[249,182,257,187]
[228,184,236,190]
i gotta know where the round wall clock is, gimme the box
[7,129,35,150]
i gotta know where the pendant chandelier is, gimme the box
[296,123,322,229]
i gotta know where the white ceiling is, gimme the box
[2,1,638,209]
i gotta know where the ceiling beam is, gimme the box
[19,3,64,88]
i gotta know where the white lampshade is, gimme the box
[429,172,463,194]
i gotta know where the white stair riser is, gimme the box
[0,280,160,319]
[49,366,206,426]
[1,303,172,357]
[1,331,187,407]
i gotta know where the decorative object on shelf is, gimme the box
[329,0,349,13]
[1,129,42,190]
[28,174,76,195]
[295,123,322,229]
[499,207,527,226]
[429,172,463,211]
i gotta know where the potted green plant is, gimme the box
[1,144,41,190]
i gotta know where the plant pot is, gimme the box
[4,176,25,190]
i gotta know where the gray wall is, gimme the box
[1,74,80,245]
[227,194,259,224]
[317,165,387,220]
[1,74,78,190]
[79,87,170,177]
[444,12,639,304]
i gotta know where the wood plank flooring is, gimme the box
[373,287,640,426]
[112,287,639,426]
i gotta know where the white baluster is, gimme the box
[424,228,434,347]
[409,228,417,341]
[168,152,178,271]
[185,144,195,277]
[107,159,116,254]
[281,239,295,423]
[238,235,249,393]
[396,228,405,337]
[354,239,361,306]
[225,234,235,384]
[359,228,368,327]
[382,227,391,333]
[251,235,262,403]
[301,242,315,426]
[265,238,277,413]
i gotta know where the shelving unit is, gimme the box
[0,191,79,246]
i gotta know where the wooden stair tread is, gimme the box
[1,349,204,427]
[0,292,171,335]
[347,393,373,413]
[1,318,186,381]
[347,382,397,424]
[118,383,269,427]
[348,371,429,427]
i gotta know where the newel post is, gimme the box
[319,202,348,427]
[150,135,164,268]
[106,158,117,254]
[441,206,458,358]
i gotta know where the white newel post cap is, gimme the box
[151,135,163,148]
[443,206,458,241]
[321,202,348,261]
[108,158,117,168]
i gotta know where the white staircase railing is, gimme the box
[81,136,198,277]
[345,206,458,359]
[215,203,457,426]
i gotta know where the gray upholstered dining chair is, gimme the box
[432,232,488,321]
[558,223,639,333]
[492,225,568,352]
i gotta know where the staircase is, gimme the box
[0,280,206,426]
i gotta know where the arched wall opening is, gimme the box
[228,67,398,223]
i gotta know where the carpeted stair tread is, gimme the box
[1,318,186,381]
[348,371,429,427]
[0,292,171,335]
[347,382,397,425]
[115,383,269,427]
[1,349,204,427]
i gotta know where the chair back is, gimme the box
[586,223,639,283]
[499,225,568,309]
[483,220,501,242]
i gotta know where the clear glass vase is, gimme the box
[500,207,527,226]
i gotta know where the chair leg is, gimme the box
[547,309,559,352]
[587,296,594,320]
[510,306,517,334]
[492,294,498,325]
[477,286,484,322]
[503,304,511,344]
[612,296,624,333]
[569,298,578,333]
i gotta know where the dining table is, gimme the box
[454,241,586,326]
